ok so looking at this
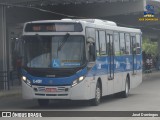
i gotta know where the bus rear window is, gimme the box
[24,23,83,32]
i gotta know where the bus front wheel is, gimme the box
[38,99,49,107]
[90,82,101,106]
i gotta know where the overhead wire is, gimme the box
[0,2,86,18]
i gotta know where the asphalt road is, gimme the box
[0,72,160,120]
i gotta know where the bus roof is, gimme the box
[24,19,141,34]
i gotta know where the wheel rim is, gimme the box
[96,87,101,102]
[125,80,129,95]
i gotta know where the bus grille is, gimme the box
[35,93,68,96]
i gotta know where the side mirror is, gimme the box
[89,44,95,57]
[87,37,95,43]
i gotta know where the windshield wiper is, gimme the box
[57,33,70,51]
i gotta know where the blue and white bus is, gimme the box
[21,19,142,106]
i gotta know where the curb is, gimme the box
[0,87,21,98]
[143,71,160,80]
[0,92,21,98]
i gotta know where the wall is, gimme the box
[0,5,8,90]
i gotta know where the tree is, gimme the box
[142,37,158,57]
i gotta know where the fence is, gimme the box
[0,70,21,91]
[0,71,9,90]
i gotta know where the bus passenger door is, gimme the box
[106,33,114,94]
[131,36,137,75]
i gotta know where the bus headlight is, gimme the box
[79,76,85,81]
[21,76,32,87]
[21,76,27,81]
[72,76,85,87]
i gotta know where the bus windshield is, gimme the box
[23,35,85,69]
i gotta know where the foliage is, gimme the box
[142,37,158,57]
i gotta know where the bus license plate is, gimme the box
[45,88,57,92]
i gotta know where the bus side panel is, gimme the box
[130,70,142,89]
[90,77,97,99]
[130,54,142,88]
[70,77,91,100]
[22,81,34,99]
[101,75,108,96]
[114,72,125,93]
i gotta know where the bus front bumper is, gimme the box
[22,79,91,100]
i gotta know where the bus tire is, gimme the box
[121,76,129,98]
[90,82,101,106]
[38,99,49,107]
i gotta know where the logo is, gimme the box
[52,59,60,68]
[1,112,42,117]
[2,112,11,117]
[144,5,154,17]
[139,4,159,22]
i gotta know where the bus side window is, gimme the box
[96,31,100,56]
[88,42,96,62]
[120,33,126,55]
[131,36,136,55]
[114,32,120,56]
[86,28,95,40]
[125,34,131,55]
[86,28,96,61]
[106,34,114,56]
[136,34,141,54]
[99,31,106,56]
[106,35,110,55]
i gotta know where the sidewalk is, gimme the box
[143,70,160,80]
[0,86,21,98]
